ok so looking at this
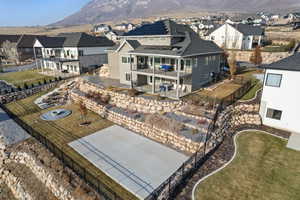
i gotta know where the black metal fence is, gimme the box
[145,103,228,200]
[0,104,123,200]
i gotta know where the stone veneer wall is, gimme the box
[71,90,202,153]
[78,78,184,114]
[227,50,290,64]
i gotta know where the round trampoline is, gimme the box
[40,109,72,121]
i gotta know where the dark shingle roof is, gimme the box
[37,33,114,48]
[123,20,186,36]
[261,53,300,71]
[37,36,65,48]
[126,40,141,49]
[230,24,264,35]
[0,35,21,46]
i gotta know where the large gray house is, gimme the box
[107,20,224,99]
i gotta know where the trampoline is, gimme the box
[40,109,72,121]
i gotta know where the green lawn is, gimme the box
[0,70,54,87]
[5,91,139,200]
[240,82,262,101]
[195,131,300,200]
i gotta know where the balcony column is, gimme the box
[130,54,133,89]
[152,56,155,94]
[176,58,181,99]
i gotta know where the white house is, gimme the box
[33,32,115,75]
[93,24,111,33]
[208,23,264,50]
[260,53,300,134]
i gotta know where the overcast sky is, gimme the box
[0,0,90,26]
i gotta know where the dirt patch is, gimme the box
[0,183,16,200]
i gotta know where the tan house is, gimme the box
[107,20,224,99]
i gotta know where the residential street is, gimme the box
[2,63,36,73]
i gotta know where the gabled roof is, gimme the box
[17,35,44,48]
[128,28,223,57]
[230,24,264,36]
[58,32,115,47]
[36,32,114,48]
[123,20,187,36]
[261,53,300,71]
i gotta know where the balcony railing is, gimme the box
[131,64,192,78]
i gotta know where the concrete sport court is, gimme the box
[69,125,188,199]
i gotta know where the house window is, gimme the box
[161,58,166,64]
[130,57,134,63]
[205,57,209,65]
[266,73,282,87]
[122,57,128,63]
[154,57,160,64]
[125,73,131,81]
[78,50,84,56]
[266,108,282,120]
[185,60,191,67]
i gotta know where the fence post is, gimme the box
[194,152,197,168]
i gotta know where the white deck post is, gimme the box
[152,56,155,94]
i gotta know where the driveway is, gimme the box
[2,63,36,73]
[287,132,300,151]
[0,107,30,146]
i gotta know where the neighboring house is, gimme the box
[288,13,300,22]
[0,34,43,63]
[259,53,300,133]
[33,32,115,75]
[208,23,265,50]
[104,30,125,42]
[106,20,224,99]
[93,24,111,33]
[114,23,135,31]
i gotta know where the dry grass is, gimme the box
[195,131,300,200]
[5,91,139,200]
[197,82,242,100]
[0,24,93,36]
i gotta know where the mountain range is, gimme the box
[53,0,300,26]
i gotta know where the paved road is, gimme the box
[2,63,36,73]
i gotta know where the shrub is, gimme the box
[17,85,22,91]
[101,95,110,104]
[145,114,184,133]
[24,83,29,90]
[31,83,35,88]
[54,77,58,82]
[127,88,139,97]
[43,79,47,84]
[38,81,42,86]
[58,76,63,81]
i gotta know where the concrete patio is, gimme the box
[287,132,300,151]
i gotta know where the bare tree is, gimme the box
[228,52,237,80]
[1,40,19,64]
[250,46,263,66]
[78,101,88,125]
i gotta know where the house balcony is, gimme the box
[131,64,192,80]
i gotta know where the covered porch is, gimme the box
[129,54,195,99]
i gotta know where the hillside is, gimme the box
[53,0,300,26]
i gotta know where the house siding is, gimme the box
[260,69,300,133]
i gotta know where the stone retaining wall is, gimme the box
[10,152,77,200]
[227,50,290,64]
[71,90,202,153]
[0,82,59,104]
[0,168,34,200]
[78,78,184,114]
